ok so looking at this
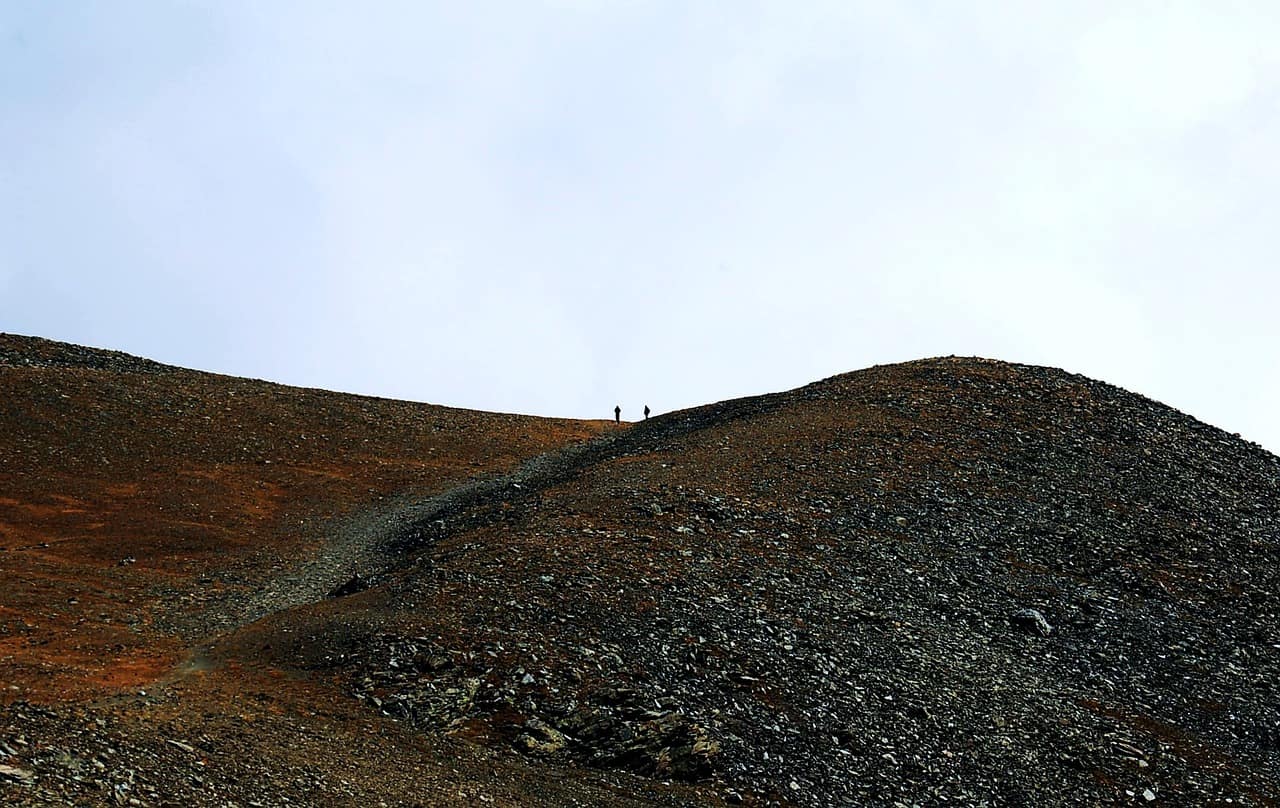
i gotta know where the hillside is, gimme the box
[1,335,1277,806]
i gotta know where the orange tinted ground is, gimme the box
[0,338,606,703]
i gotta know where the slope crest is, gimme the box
[238,356,1280,806]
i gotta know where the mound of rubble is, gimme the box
[3,336,1277,806]
[257,358,1280,806]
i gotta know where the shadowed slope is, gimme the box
[243,357,1280,806]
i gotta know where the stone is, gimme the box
[517,719,568,755]
[1009,608,1053,636]
[326,573,372,599]
[0,763,34,783]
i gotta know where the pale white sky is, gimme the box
[3,3,1279,450]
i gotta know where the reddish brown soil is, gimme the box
[1,336,716,805]
[0,336,609,705]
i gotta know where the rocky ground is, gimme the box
[2,335,1277,806]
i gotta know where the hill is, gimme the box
[1,335,1277,806]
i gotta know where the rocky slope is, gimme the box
[2,336,1277,806]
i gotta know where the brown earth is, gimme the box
[1,334,1277,806]
[0,335,693,806]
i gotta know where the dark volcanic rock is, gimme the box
[311,357,1280,806]
[1010,608,1053,636]
[326,573,374,598]
[0,333,173,374]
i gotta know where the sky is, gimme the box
[3,3,1279,451]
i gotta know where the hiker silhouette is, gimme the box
[614,405,621,424]
[644,405,650,420]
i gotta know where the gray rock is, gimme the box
[1010,608,1053,636]
[0,763,34,783]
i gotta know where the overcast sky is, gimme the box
[3,3,1279,451]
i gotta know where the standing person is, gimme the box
[644,405,650,420]
[614,405,621,424]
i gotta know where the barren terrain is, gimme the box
[1,334,1277,806]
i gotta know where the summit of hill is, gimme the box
[1,334,1276,806]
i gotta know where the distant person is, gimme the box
[614,405,621,424]
[644,405,651,420]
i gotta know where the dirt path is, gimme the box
[166,388,797,671]
[189,424,633,640]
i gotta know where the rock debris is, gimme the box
[2,337,1277,806]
